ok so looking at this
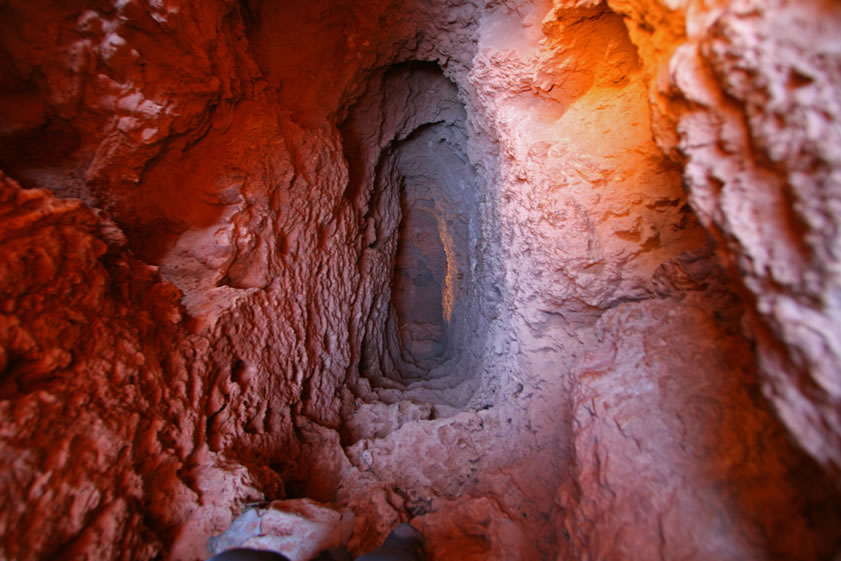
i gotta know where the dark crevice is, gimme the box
[342,60,487,405]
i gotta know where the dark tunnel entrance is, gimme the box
[340,61,488,403]
[393,190,450,368]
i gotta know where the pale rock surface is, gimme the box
[561,291,839,560]
[208,499,352,561]
[663,0,841,479]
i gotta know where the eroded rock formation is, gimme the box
[1,0,840,560]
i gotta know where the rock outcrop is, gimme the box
[1,0,839,560]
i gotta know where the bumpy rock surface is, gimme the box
[207,499,352,561]
[665,0,841,480]
[1,0,840,560]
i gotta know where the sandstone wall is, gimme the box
[667,0,841,480]
[0,0,839,560]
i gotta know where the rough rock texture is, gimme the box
[665,0,841,480]
[1,0,840,560]
[0,172,201,560]
[561,290,839,560]
[207,499,352,561]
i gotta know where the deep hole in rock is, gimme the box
[341,61,488,402]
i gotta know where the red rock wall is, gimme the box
[0,172,194,559]
[1,0,840,560]
[0,1,364,558]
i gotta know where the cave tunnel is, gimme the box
[1,1,841,561]
[342,61,487,396]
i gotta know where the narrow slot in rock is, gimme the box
[341,61,486,400]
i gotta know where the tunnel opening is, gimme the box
[392,184,451,369]
[388,121,476,376]
[341,61,487,404]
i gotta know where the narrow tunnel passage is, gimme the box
[393,190,450,368]
[2,1,841,560]
[341,61,487,399]
[389,122,478,376]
